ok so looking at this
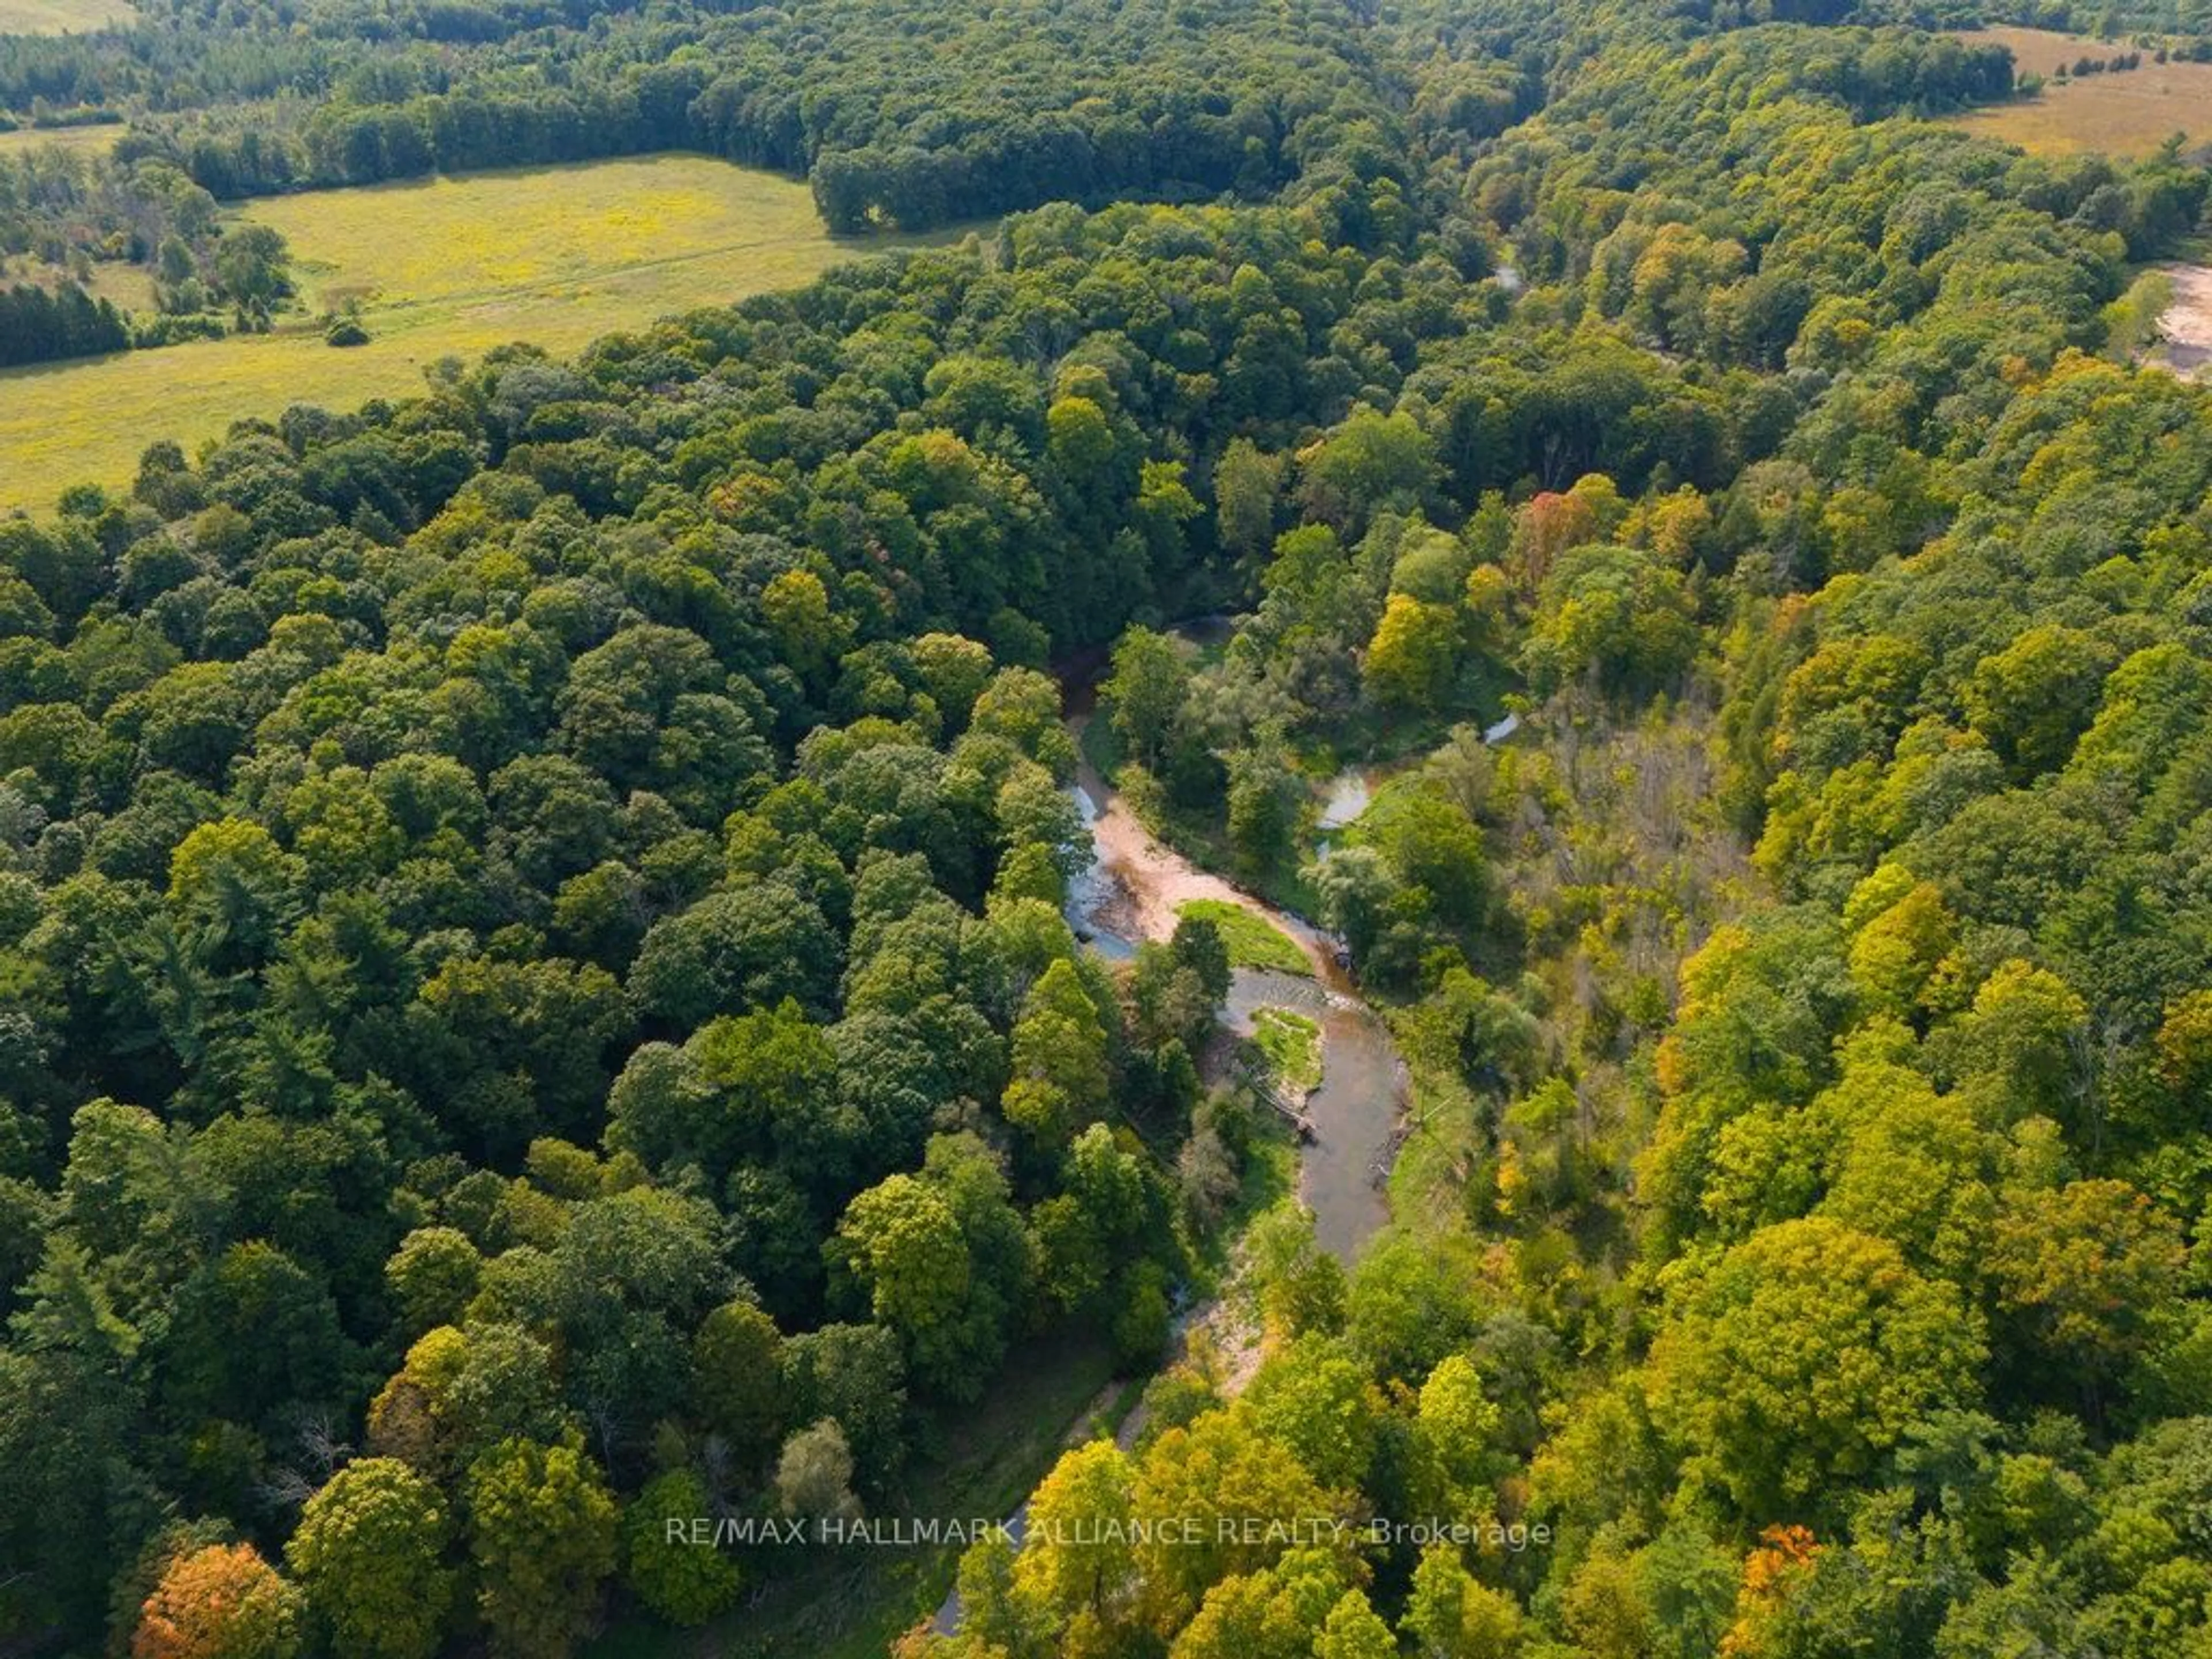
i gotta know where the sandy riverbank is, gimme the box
[2156,263,2212,378]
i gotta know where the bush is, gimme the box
[132,312,229,349]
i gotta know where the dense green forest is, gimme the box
[1,0,1449,363]
[2,0,2211,1654]
[0,0,2040,365]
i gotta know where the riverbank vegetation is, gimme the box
[1177,900,1311,976]
[1248,1009,1323,1100]
[2,0,2211,1655]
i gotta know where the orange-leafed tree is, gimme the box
[134,1542,300,1659]
[1719,1524,1819,1658]
[1510,490,1598,592]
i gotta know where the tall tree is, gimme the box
[285,1460,453,1659]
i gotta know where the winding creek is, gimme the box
[1063,681,1408,1263]
[931,687,1410,1636]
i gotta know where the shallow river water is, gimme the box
[931,701,1410,1637]
[1064,710,1404,1263]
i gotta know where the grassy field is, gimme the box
[1176,899,1312,975]
[0,154,964,512]
[0,0,130,31]
[0,120,123,154]
[1946,26,2212,156]
[3,252,157,315]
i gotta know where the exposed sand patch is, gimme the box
[2156,264,2212,378]
[1074,758,1334,977]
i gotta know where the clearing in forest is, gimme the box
[0,0,130,31]
[0,153,961,510]
[1944,26,2212,156]
[0,121,123,154]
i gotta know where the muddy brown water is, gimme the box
[1217,968,1403,1262]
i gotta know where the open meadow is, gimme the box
[0,153,962,510]
[1945,25,2212,156]
[0,120,122,154]
[0,0,130,31]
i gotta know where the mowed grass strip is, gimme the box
[0,154,962,511]
[0,0,130,32]
[1944,26,2212,156]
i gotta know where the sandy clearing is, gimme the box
[2156,263,2212,378]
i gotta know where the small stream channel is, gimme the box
[1063,682,1407,1263]
[931,676,1411,1636]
